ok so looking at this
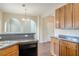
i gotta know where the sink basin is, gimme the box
[72,38,78,42]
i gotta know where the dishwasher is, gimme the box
[19,42,38,56]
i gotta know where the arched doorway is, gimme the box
[5,18,36,33]
[5,18,21,33]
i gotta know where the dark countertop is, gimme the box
[51,36,79,44]
[0,39,38,50]
[0,33,35,35]
[0,33,37,50]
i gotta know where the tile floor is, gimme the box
[38,42,51,56]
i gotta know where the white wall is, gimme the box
[0,11,3,33]
[38,16,44,43]
[0,12,38,33]
[0,11,48,42]
[38,3,67,43]
[38,16,54,43]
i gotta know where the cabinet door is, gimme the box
[54,39,59,56]
[60,43,66,56]
[67,47,77,56]
[50,38,55,55]
[59,40,67,56]
[55,9,60,28]
[59,6,65,29]
[73,4,79,29]
[64,4,73,29]
[0,45,19,56]
[50,38,59,56]
[6,51,19,56]
[66,41,77,56]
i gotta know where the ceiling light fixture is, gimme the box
[22,4,30,22]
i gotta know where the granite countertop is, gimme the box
[0,41,18,49]
[0,39,38,50]
[51,36,79,44]
[0,32,35,34]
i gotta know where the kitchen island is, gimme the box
[0,39,38,56]
[0,33,38,56]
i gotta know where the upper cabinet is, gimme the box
[64,4,73,29]
[55,3,79,29]
[73,4,79,29]
[59,6,65,29]
[55,6,65,29]
[55,9,60,28]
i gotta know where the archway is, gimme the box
[5,18,21,33]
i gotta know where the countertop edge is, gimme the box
[51,36,79,44]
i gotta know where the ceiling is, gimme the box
[0,3,66,16]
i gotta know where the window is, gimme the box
[5,18,36,33]
[23,19,36,33]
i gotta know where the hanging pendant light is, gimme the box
[22,4,27,21]
[22,4,30,22]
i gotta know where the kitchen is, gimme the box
[0,3,79,56]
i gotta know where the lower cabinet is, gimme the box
[60,40,77,56]
[50,37,59,56]
[66,41,77,56]
[6,51,19,56]
[54,39,59,56]
[59,40,67,56]
[66,47,77,56]
[0,44,19,56]
[51,37,78,56]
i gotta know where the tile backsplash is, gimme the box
[55,29,79,37]
[0,33,35,40]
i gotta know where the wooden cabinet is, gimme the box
[59,6,65,29]
[55,3,73,29]
[66,47,77,56]
[59,40,67,56]
[6,51,19,56]
[54,38,59,56]
[66,41,77,56]
[60,44,66,56]
[50,37,59,56]
[55,9,60,28]
[50,38,55,55]
[55,7,65,29]
[0,44,19,56]
[73,4,79,29]
[60,40,78,56]
[55,3,79,29]
[50,37,79,56]
[64,4,73,29]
